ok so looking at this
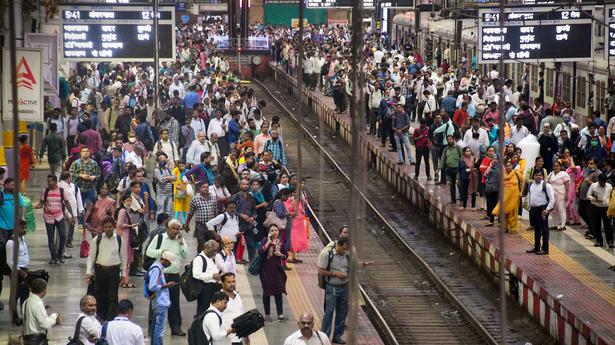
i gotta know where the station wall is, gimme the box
[263,4,327,25]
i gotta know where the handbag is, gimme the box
[79,227,90,258]
[129,227,140,248]
[174,182,187,200]
[263,211,287,229]
[247,254,262,275]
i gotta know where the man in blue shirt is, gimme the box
[147,250,177,345]
[0,177,25,311]
[183,85,201,111]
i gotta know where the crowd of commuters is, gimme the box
[272,23,615,262]
[0,22,352,345]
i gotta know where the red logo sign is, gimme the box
[15,57,37,90]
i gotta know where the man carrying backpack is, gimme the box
[197,291,235,345]
[146,250,177,345]
[34,174,75,265]
[153,153,176,217]
[526,170,555,255]
[85,217,127,321]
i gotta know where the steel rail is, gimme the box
[254,77,498,345]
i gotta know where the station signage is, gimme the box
[2,48,44,122]
[478,6,594,63]
[606,7,615,58]
[305,0,412,8]
[59,5,176,62]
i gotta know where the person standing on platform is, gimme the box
[193,239,222,317]
[6,220,30,325]
[526,170,555,255]
[76,295,102,345]
[104,299,145,345]
[86,216,127,321]
[18,134,36,193]
[147,250,177,345]
[439,135,463,204]
[587,174,614,248]
[413,118,431,180]
[153,153,176,217]
[58,171,83,249]
[231,179,257,261]
[145,219,189,336]
[201,291,236,345]
[493,160,524,233]
[284,312,331,345]
[40,123,67,178]
[318,237,349,344]
[220,272,250,345]
[0,178,25,311]
[259,224,288,322]
[22,278,61,345]
[70,147,100,210]
[185,181,219,252]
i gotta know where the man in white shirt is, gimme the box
[86,217,127,321]
[58,171,84,249]
[168,76,186,100]
[284,312,331,345]
[525,170,555,256]
[202,291,235,345]
[205,133,222,169]
[193,239,223,316]
[104,299,145,345]
[76,295,102,345]
[586,174,614,248]
[463,117,489,148]
[208,110,228,140]
[206,201,239,245]
[189,110,207,138]
[187,132,209,166]
[6,220,30,325]
[22,278,60,343]
[509,116,530,146]
[220,273,250,345]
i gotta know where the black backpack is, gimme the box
[94,321,109,345]
[180,255,207,302]
[188,309,221,345]
[67,316,86,345]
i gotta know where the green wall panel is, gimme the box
[263,4,326,26]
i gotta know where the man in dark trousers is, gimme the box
[526,170,555,255]
[85,217,127,320]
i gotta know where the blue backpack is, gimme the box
[143,265,162,300]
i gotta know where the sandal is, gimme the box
[121,282,136,288]
[485,223,494,227]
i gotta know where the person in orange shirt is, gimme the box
[453,102,469,130]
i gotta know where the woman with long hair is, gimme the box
[547,161,570,231]
[285,188,309,263]
[458,147,478,211]
[18,135,36,192]
[258,224,288,322]
[493,160,525,233]
[116,193,139,288]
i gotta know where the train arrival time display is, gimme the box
[478,6,593,63]
[60,5,176,62]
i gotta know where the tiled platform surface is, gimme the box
[0,173,383,345]
[270,62,615,345]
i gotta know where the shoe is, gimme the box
[333,339,346,344]
[137,268,147,274]
[283,266,292,271]
[49,259,57,265]
[427,176,433,181]
[134,271,145,276]
[278,315,287,321]
[410,161,416,165]
[536,250,549,255]
[397,162,404,165]
[0,301,4,311]
[63,254,73,259]
[595,243,604,247]
[65,241,73,248]
[58,258,65,264]
[414,175,419,180]
[388,149,397,152]
[265,315,273,322]
[172,330,186,336]
[609,244,615,248]
[526,249,538,253]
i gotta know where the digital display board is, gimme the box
[306,0,412,8]
[478,6,593,63]
[607,7,615,58]
[60,5,175,62]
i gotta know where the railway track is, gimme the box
[252,77,555,345]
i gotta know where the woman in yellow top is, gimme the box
[493,160,525,233]
[173,161,191,223]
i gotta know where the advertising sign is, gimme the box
[25,33,59,96]
[2,48,44,122]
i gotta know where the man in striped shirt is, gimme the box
[153,153,176,217]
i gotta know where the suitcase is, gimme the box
[231,308,265,338]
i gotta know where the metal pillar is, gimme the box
[153,0,159,121]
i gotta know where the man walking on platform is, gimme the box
[526,170,555,255]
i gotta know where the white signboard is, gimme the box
[25,33,59,96]
[2,48,45,122]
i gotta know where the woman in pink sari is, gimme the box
[84,183,116,235]
[284,189,309,263]
[566,164,582,225]
[116,193,139,288]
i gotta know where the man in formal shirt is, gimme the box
[284,313,331,345]
[318,237,349,344]
[185,181,219,252]
[193,239,222,316]
[145,219,188,336]
[105,299,145,345]
[586,174,614,248]
[202,291,235,345]
[86,217,127,321]
[77,295,101,345]
[526,170,555,255]
[205,133,222,170]
[22,278,60,343]
[6,220,30,325]
[220,273,250,345]
[148,251,177,345]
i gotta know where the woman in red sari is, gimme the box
[18,135,36,192]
